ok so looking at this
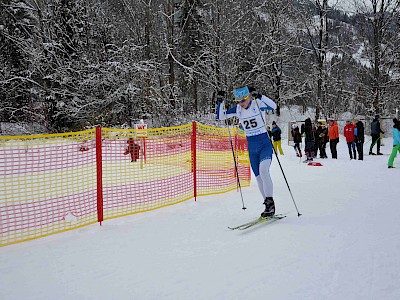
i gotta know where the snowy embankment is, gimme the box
[1,132,399,300]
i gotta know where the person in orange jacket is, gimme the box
[344,120,356,159]
[328,118,339,159]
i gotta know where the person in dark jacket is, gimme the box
[316,122,329,158]
[291,124,302,157]
[354,119,365,160]
[301,118,315,162]
[271,121,284,155]
[369,115,384,155]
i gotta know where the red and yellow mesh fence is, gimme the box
[0,122,250,246]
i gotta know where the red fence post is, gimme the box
[191,122,197,201]
[96,127,104,224]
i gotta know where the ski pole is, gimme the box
[254,100,302,217]
[223,104,246,210]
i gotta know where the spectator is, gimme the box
[369,115,384,155]
[354,119,365,160]
[388,118,400,168]
[328,118,339,159]
[291,124,302,158]
[344,120,356,159]
[271,121,284,155]
[316,121,328,158]
[127,138,140,162]
[301,118,315,162]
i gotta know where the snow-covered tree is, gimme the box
[353,0,400,115]
[0,0,40,123]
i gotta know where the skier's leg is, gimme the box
[259,159,273,197]
[249,147,264,198]
[259,158,275,217]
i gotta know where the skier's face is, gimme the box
[238,95,250,108]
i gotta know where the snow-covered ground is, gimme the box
[1,132,399,300]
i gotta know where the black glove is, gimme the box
[216,90,226,103]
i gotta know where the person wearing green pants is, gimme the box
[388,118,400,168]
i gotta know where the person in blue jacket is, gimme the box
[388,118,400,168]
[216,86,277,217]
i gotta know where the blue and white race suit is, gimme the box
[217,96,277,198]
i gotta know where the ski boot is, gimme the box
[261,197,275,218]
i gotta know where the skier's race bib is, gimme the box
[237,100,267,137]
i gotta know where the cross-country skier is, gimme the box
[216,86,277,217]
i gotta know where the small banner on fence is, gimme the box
[134,122,148,138]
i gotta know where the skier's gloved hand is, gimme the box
[216,90,225,104]
[216,101,227,121]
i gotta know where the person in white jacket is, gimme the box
[216,86,277,217]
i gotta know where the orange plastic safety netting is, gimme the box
[0,123,250,246]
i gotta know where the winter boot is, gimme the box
[261,197,275,218]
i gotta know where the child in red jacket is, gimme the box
[126,138,140,162]
[344,120,356,159]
